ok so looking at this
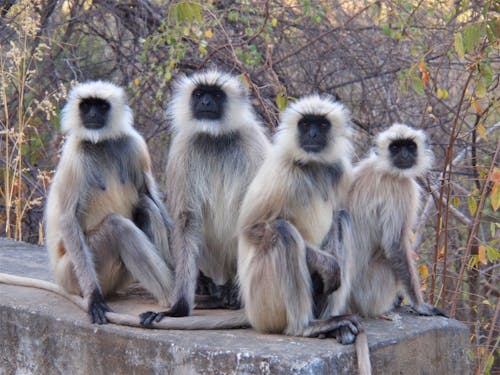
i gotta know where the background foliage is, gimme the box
[0,0,498,372]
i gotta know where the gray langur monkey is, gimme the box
[237,94,362,339]
[141,70,271,325]
[45,81,175,324]
[328,123,448,319]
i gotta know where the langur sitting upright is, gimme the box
[328,123,448,318]
[45,81,175,324]
[237,94,362,340]
[141,70,271,325]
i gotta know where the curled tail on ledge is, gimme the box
[0,272,248,330]
[0,272,371,375]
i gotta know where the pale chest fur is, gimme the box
[349,165,419,232]
[81,178,139,231]
[75,136,146,232]
[282,161,343,246]
[286,195,335,246]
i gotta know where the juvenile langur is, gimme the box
[141,70,271,324]
[329,123,447,318]
[237,95,361,339]
[44,81,175,324]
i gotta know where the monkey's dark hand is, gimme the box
[412,303,449,318]
[319,257,341,294]
[306,246,341,294]
[140,311,166,326]
[88,289,112,324]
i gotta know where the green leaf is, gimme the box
[468,196,477,216]
[486,244,500,261]
[480,63,494,85]
[276,92,288,112]
[468,254,478,269]
[437,88,449,99]
[463,23,481,53]
[411,73,424,95]
[228,12,239,22]
[476,78,487,98]
[487,17,499,40]
[172,2,202,24]
[454,33,465,58]
[382,25,393,38]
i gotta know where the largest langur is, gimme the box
[237,95,362,340]
[328,123,447,318]
[141,70,271,324]
[45,81,175,324]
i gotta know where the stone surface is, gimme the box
[0,238,469,374]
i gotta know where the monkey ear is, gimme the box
[245,222,267,245]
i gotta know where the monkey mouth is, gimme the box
[195,111,221,120]
[301,144,324,153]
[84,122,106,129]
[394,160,415,169]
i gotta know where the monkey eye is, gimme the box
[99,102,110,111]
[407,143,417,152]
[389,144,400,153]
[193,90,202,98]
[320,122,329,128]
[80,101,90,111]
[214,92,222,99]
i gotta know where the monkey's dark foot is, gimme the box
[334,325,357,345]
[314,314,362,344]
[140,298,191,326]
[412,303,449,318]
[194,295,225,309]
[393,294,404,309]
[164,297,190,317]
[140,311,167,326]
[222,281,241,310]
[224,296,241,310]
[196,271,219,296]
[88,289,112,324]
[330,314,362,345]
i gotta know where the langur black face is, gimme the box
[298,115,331,153]
[389,139,417,169]
[79,98,111,129]
[191,85,227,120]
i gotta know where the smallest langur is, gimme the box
[329,123,447,318]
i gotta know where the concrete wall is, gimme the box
[0,238,469,374]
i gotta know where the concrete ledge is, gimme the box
[0,238,469,374]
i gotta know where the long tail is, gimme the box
[0,272,249,330]
[355,329,372,375]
